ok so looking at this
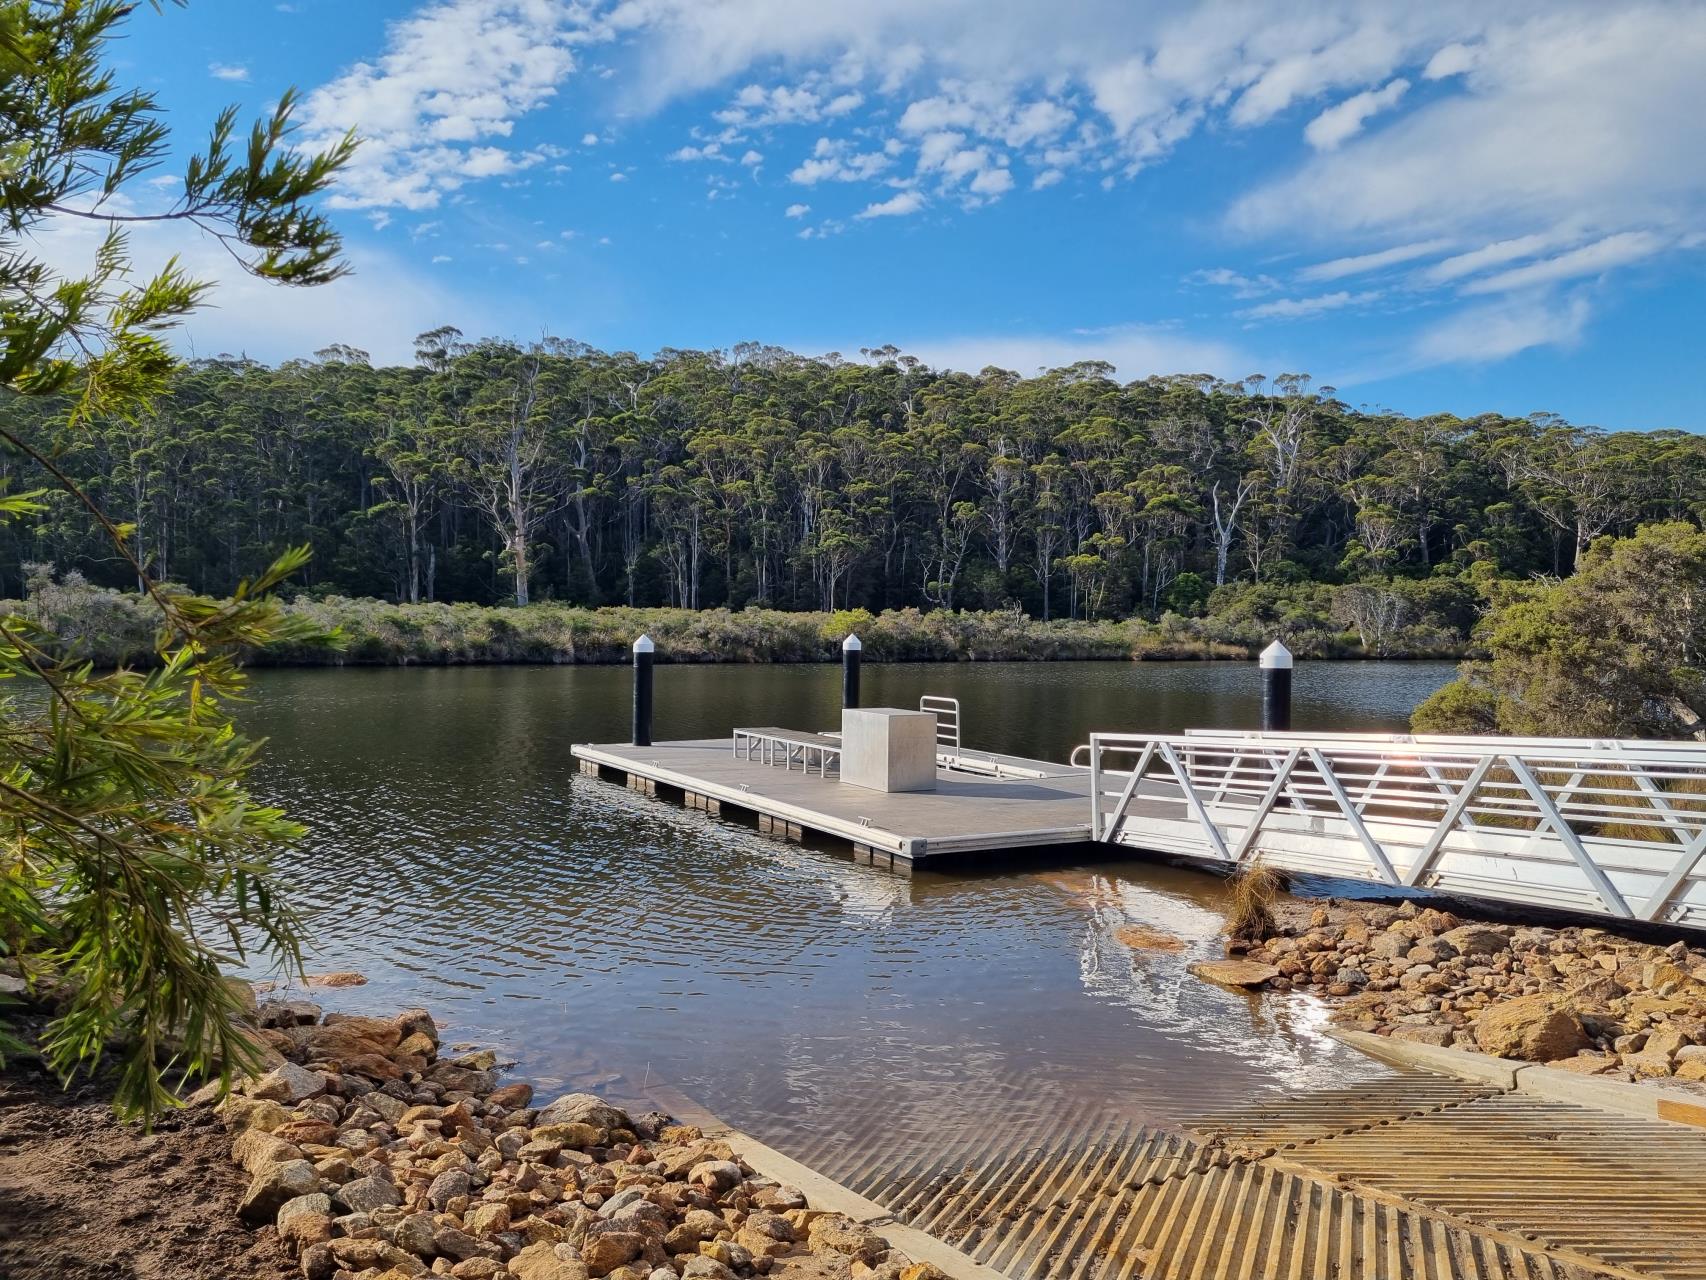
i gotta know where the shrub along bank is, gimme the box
[1,572,1474,669]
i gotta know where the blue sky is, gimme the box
[76,0,1706,429]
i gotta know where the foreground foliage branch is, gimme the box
[0,0,351,1118]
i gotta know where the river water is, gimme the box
[241,659,1453,1164]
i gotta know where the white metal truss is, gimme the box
[1083,730,1706,930]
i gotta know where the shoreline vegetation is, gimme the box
[4,575,1472,669]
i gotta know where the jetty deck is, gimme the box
[572,738,1160,868]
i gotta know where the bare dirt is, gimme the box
[0,1061,294,1280]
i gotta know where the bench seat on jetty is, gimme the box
[732,727,842,776]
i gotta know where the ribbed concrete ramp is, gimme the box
[1115,1160,1592,1280]
[777,1063,1706,1280]
[1267,1095,1706,1279]
[1185,1073,1501,1153]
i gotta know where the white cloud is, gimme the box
[1239,289,1381,320]
[1298,239,1455,281]
[1231,8,1706,242]
[867,323,1255,380]
[1422,41,1480,79]
[1187,267,1280,298]
[1304,78,1408,150]
[1419,229,1575,284]
[1408,294,1591,365]
[856,190,926,219]
[669,143,727,161]
[789,137,892,185]
[301,0,581,211]
[209,62,251,82]
[1460,230,1667,294]
[784,202,811,218]
[739,149,764,166]
[581,132,600,145]
[1031,168,1064,190]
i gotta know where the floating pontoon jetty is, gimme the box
[572,736,1098,869]
[573,703,1706,931]
[575,638,1706,929]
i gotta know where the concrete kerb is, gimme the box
[1328,1028,1522,1088]
[645,1084,1012,1280]
[1330,1026,1706,1129]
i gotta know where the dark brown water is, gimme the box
[241,660,1452,1157]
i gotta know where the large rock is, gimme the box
[1368,932,1411,961]
[1188,959,1280,989]
[806,1214,886,1264]
[735,1213,796,1258]
[582,1230,646,1276]
[276,1191,333,1226]
[1642,961,1701,996]
[434,1225,502,1263]
[427,1169,472,1210]
[257,999,321,1028]
[489,1082,534,1109]
[393,1008,440,1046]
[337,1174,402,1214]
[396,1213,440,1258]
[510,1244,591,1280]
[218,1095,292,1132]
[247,1060,328,1103]
[688,1159,744,1192]
[306,1017,402,1059]
[429,1061,498,1094]
[232,1127,303,1174]
[238,1158,321,1223]
[535,1093,633,1135]
[1440,925,1510,957]
[1472,994,1589,1061]
[278,1209,334,1250]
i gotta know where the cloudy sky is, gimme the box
[88,0,1706,427]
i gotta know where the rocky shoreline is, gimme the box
[212,997,938,1280]
[1201,896,1706,1085]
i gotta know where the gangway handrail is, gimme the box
[1083,729,1706,930]
[920,695,961,763]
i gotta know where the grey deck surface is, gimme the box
[574,737,1170,861]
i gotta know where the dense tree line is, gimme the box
[4,331,1702,618]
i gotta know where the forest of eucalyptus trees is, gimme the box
[4,329,1701,622]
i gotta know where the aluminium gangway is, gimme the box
[1083,728,1706,930]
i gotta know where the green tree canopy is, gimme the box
[1414,522,1706,739]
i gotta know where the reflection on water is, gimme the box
[240,661,1451,1151]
